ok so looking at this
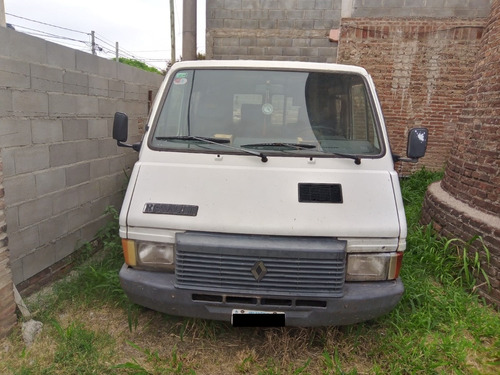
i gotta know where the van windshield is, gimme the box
[150,69,382,157]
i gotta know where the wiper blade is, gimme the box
[156,135,268,163]
[302,148,362,165]
[331,152,361,165]
[241,141,361,164]
[156,136,230,144]
[241,142,317,150]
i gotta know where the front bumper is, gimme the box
[119,264,404,326]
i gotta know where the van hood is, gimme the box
[123,155,402,238]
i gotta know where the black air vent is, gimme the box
[298,183,343,203]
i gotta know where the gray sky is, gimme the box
[4,0,206,70]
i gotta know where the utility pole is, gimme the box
[341,0,353,18]
[91,30,96,55]
[0,0,6,28]
[115,41,119,70]
[170,0,176,65]
[182,0,197,61]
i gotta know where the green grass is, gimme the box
[380,169,499,373]
[51,320,115,374]
[9,320,115,375]
[2,169,499,374]
[114,342,197,375]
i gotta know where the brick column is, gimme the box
[422,0,500,308]
[0,153,17,338]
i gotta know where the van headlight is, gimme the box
[122,239,175,271]
[346,252,403,281]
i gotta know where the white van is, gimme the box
[113,60,427,327]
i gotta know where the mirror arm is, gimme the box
[392,154,419,163]
[117,140,133,148]
[117,140,142,152]
[398,157,419,163]
[132,142,142,152]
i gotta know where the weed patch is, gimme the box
[51,320,114,374]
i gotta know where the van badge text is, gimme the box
[143,203,199,216]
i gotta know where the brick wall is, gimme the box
[441,10,500,218]
[0,153,17,338]
[422,0,500,308]
[206,0,342,62]
[0,26,163,291]
[337,18,485,173]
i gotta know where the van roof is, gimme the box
[170,60,369,76]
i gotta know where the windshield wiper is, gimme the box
[330,152,361,165]
[240,142,361,164]
[241,142,317,150]
[156,135,268,163]
[156,136,230,144]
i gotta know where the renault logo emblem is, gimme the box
[251,261,267,281]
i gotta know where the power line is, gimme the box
[12,24,88,44]
[6,12,88,35]
[93,32,144,61]
[94,34,139,59]
[93,33,116,48]
[93,34,168,65]
[129,50,170,53]
[6,12,169,68]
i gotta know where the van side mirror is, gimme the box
[407,128,428,160]
[392,127,428,163]
[113,112,129,142]
[113,112,141,151]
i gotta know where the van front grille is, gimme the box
[175,232,346,297]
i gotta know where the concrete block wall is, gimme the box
[0,26,163,290]
[206,0,342,62]
[0,152,17,338]
[350,0,492,18]
[206,1,491,62]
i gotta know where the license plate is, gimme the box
[231,309,285,327]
